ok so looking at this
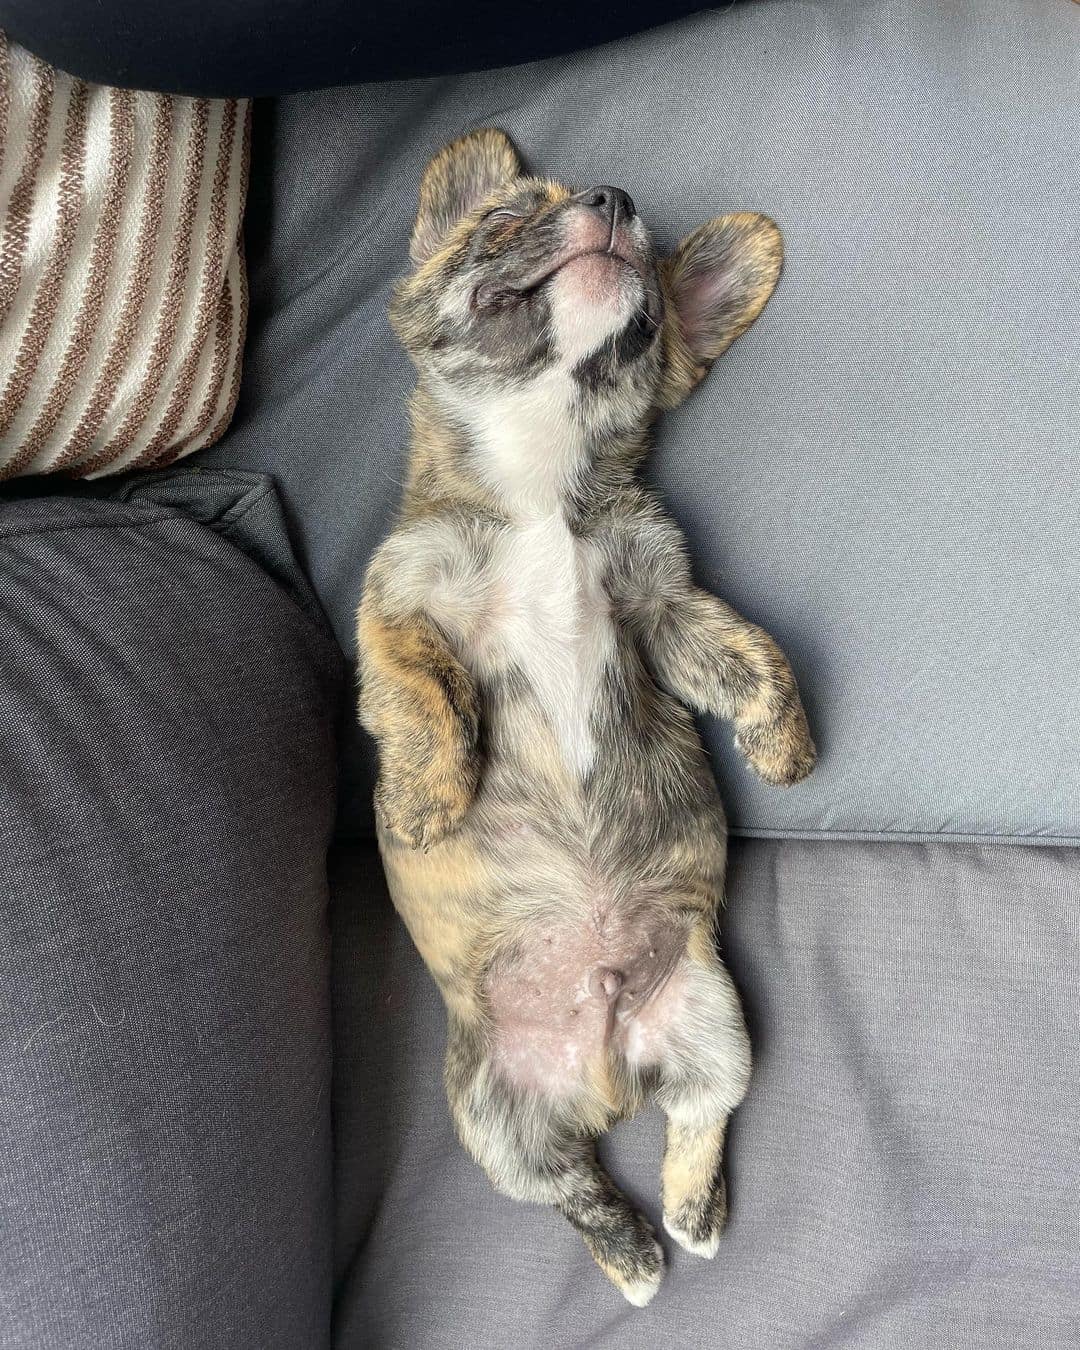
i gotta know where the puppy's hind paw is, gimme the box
[618,1239,666,1307]
[663,1214,721,1260]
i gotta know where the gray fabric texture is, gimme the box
[330,836,1080,1349]
[0,485,344,1349]
[200,0,1080,846]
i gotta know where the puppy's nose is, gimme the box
[576,185,636,224]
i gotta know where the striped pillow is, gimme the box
[0,35,249,479]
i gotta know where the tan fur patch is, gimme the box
[357,598,480,849]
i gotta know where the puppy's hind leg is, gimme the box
[553,1138,664,1307]
[653,933,751,1259]
[445,1016,665,1306]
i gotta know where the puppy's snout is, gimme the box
[576,185,636,225]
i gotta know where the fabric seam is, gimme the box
[0,511,178,542]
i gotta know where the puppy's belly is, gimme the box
[485,911,691,1097]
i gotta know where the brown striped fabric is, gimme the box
[0,36,249,479]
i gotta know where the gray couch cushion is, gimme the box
[201,0,1079,846]
[0,480,343,1349]
[330,837,1080,1349]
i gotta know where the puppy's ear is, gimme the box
[658,213,783,408]
[411,128,523,265]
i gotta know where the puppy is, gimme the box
[357,129,815,1305]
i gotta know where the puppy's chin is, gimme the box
[547,256,643,362]
[558,252,636,299]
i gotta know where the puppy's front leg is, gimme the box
[656,588,816,785]
[357,595,480,848]
[619,522,815,786]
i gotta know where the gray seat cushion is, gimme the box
[0,477,343,1349]
[201,0,1079,847]
[330,836,1080,1349]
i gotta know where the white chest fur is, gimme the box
[424,370,617,775]
[490,514,614,777]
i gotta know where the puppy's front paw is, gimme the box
[376,762,476,849]
[736,706,816,787]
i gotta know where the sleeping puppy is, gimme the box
[357,129,815,1305]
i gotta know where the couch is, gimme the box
[1,2,1077,1346]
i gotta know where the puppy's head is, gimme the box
[391,129,782,437]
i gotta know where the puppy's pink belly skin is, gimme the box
[486,916,688,1095]
[615,962,687,1067]
[489,993,609,1096]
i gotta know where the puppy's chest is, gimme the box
[439,516,615,774]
